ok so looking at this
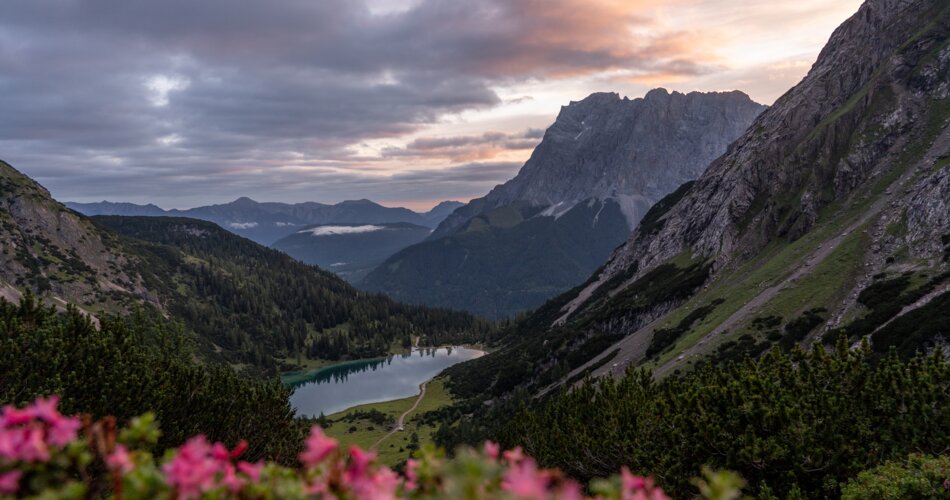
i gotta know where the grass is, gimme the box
[639,178,888,371]
[322,377,455,466]
[729,225,868,339]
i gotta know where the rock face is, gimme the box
[434,89,766,237]
[545,0,950,368]
[575,0,949,301]
[364,89,764,318]
[0,161,154,314]
[442,0,948,402]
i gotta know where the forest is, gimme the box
[433,339,949,498]
[94,216,495,373]
[0,294,304,462]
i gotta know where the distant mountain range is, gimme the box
[362,89,766,318]
[0,159,485,371]
[272,222,433,282]
[66,198,463,246]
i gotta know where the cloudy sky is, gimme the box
[1,0,861,210]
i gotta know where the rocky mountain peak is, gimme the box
[557,0,950,324]
[432,89,765,237]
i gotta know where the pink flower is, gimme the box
[162,436,222,499]
[0,470,22,494]
[47,416,81,447]
[621,467,646,490]
[0,396,79,462]
[346,446,376,481]
[559,480,584,500]
[19,427,50,462]
[0,429,17,459]
[484,441,500,459]
[299,426,338,468]
[503,446,525,465]
[620,467,668,500]
[238,461,264,482]
[211,443,229,461]
[229,440,248,459]
[29,396,61,423]
[0,405,33,427]
[501,458,549,500]
[405,458,420,491]
[107,444,134,474]
[352,467,400,500]
[221,463,245,493]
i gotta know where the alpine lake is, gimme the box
[285,346,485,417]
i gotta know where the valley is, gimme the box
[1,0,948,497]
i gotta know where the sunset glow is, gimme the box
[0,0,862,210]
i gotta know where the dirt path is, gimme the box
[544,108,949,390]
[650,184,912,377]
[557,136,938,387]
[869,283,950,336]
[371,382,426,449]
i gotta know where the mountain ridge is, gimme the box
[442,0,950,402]
[1,159,489,372]
[66,198,464,245]
[362,88,766,318]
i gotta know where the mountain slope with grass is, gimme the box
[445,0,950,402]
[363,90,765,318]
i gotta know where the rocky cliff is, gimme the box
[444,0,949,399]
[434,89,765,237]
[550,0,950,377]
[365,90,764,318]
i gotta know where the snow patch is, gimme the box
[300,225,387,236]
[539,201,577,220]
[228,222,259,229]
[275,222,296,227]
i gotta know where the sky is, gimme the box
[0,0,862,211]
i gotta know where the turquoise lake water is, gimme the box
[287,346,484,417]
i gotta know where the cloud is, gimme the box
[0,0,861,208]
[381,129,543,161]
[301,225,387,236]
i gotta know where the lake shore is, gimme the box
[287,346,484,418]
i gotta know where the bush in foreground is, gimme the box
[0,396,749,499]
[840,454,950,499]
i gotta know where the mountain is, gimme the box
[63,200,167,217]
[429,2,950,495]
[271,222,433,282]
[0,162,152,312]
[2,159,490,372]
[362,89,765,318]
[445,0,950,401]
[422,200,465,226]
[66,197,462,245]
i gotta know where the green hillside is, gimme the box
[93,216,494,372]
[362,199,630,319]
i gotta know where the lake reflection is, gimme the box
[287,346,484,417]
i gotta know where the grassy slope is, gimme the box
[322,377,454,466]
[629,70,950,372]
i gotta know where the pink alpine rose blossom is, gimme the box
[0,470,22,494]
[299,426,338,467]
[106,444,134,474]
